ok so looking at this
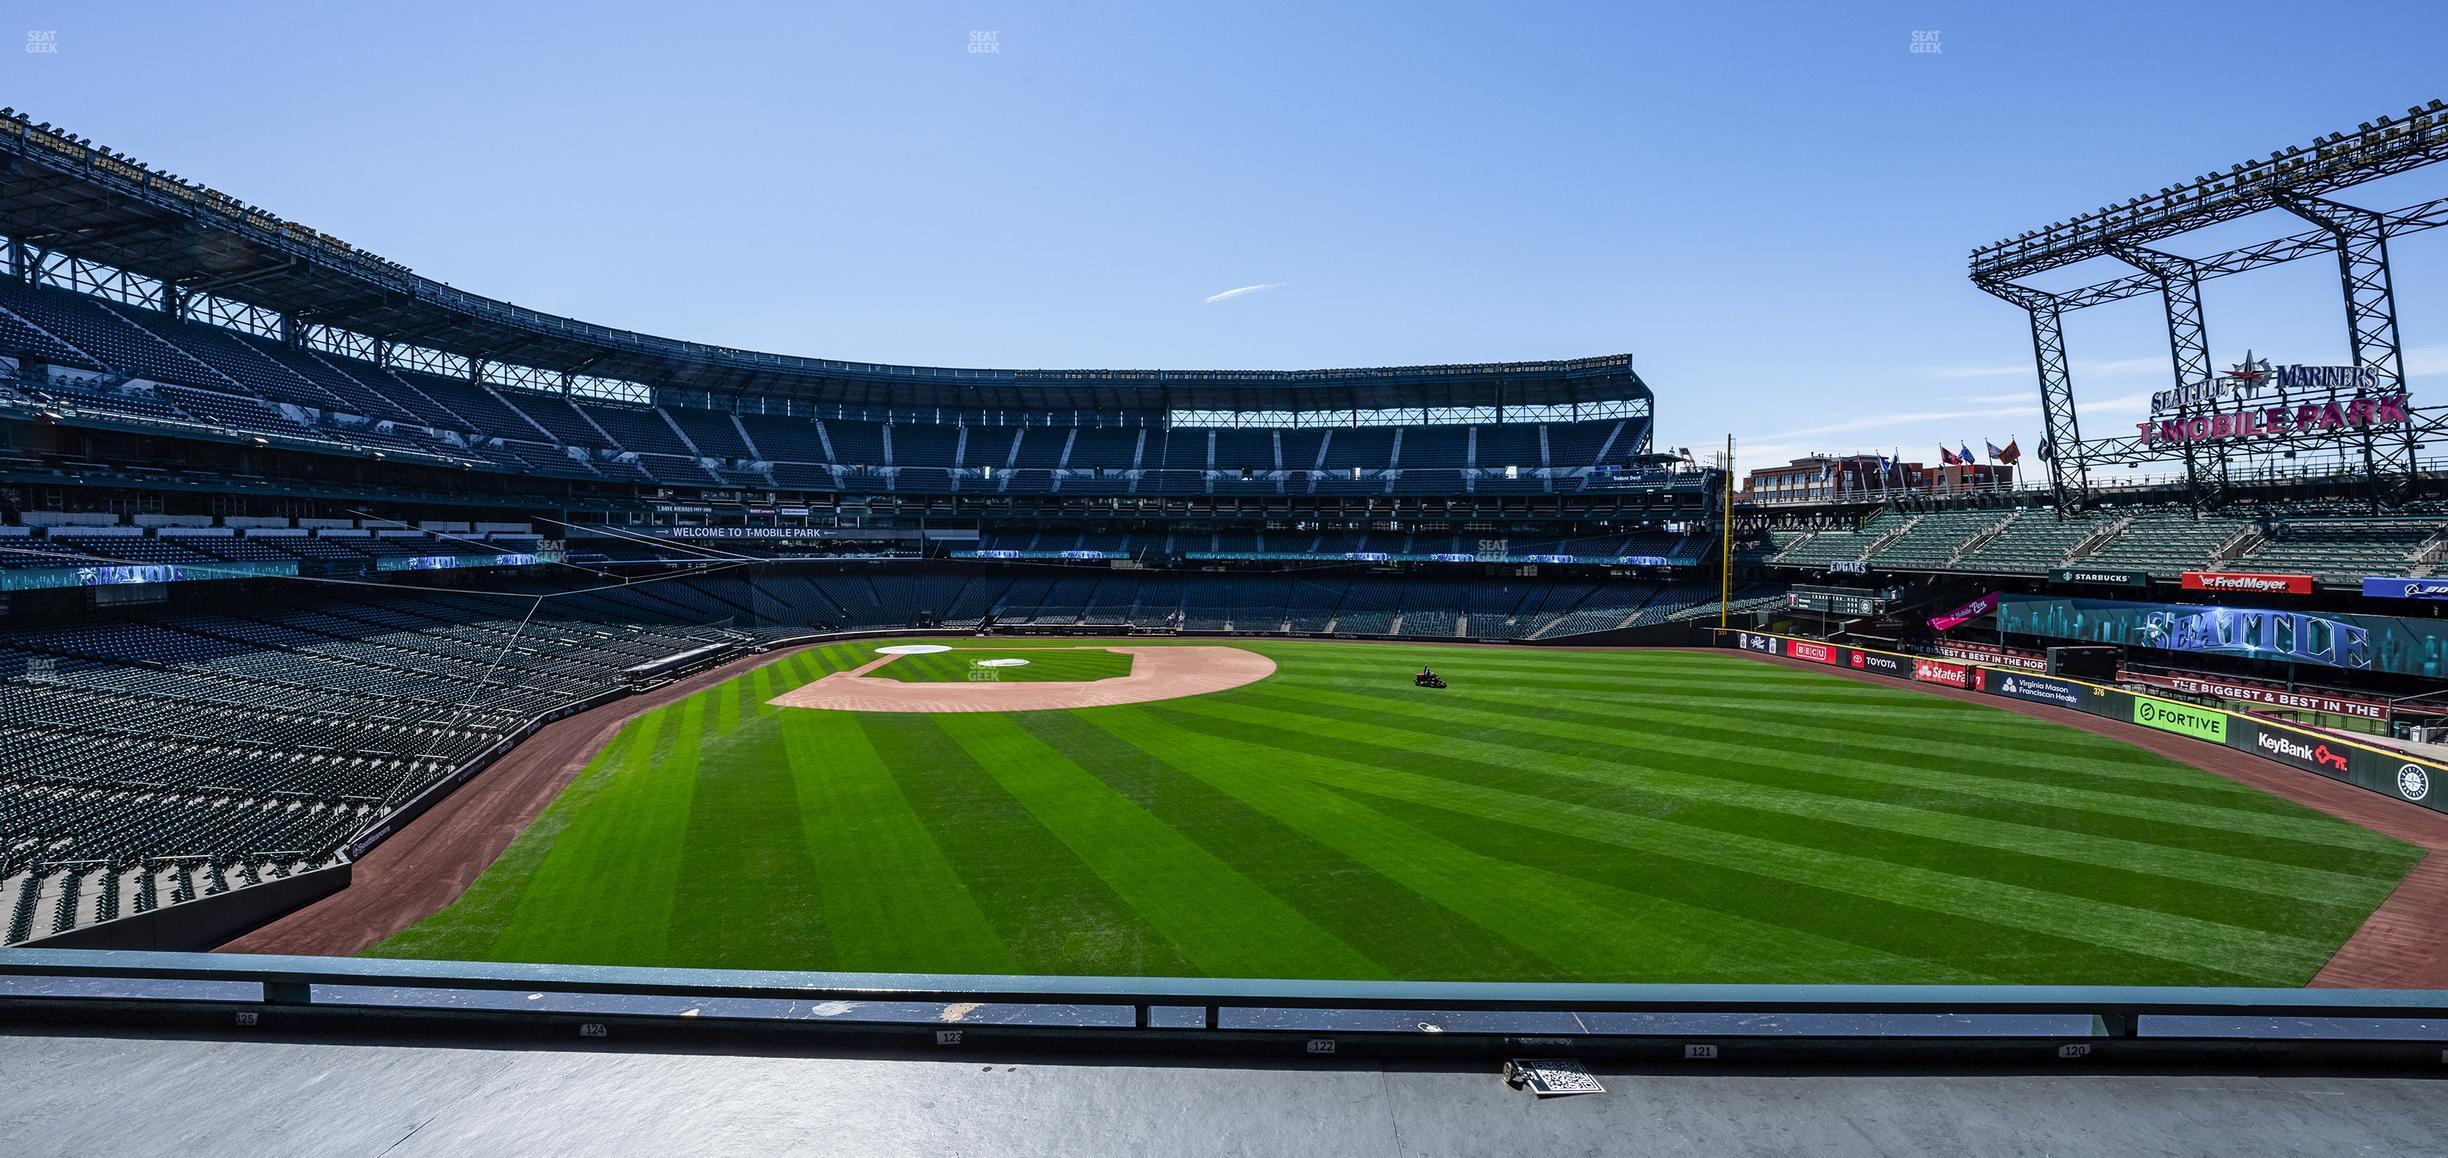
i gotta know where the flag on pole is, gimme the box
[1937,445,1960,466]
[1959,442,1978,465]
[1996,439,2022,465]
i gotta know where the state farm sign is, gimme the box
[1912,659,1977,689]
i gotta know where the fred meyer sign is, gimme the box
[2131,695,2228,742]
[2364,577,2448,602]
[2181,571,2313,596]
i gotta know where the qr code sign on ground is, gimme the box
[1505,1058,1605,1097]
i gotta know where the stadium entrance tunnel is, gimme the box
[765,645,1278,713]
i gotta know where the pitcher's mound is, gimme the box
[768,645,1276,713]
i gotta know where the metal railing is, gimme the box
[4,948,2448,1062]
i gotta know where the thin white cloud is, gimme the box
[1202,282,1284,304]
[1924,355,2163,381]
[2403,343,2448,379]
[1939,390,2042,405]
[1752,404,2042,444]
[1923,363,2032,381]
[2079,390,2160,417]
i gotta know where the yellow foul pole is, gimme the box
[1718,433,1733,630]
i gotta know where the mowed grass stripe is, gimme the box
[1145,702,2386,939]
[1093,706,1998,984]
[1163,694,2394,905]
[368,708,665,962]
[931,713,1385,979]
[381,640,2417,986]
[1176,685,2355,968]
[1340,788,2273,985]
[666,676,829,970]
[493,696,706,965]
[1298,757,2332,981]
[860,713,1200,977]
[780,707,1017,973]
[1266,660,2312,806]
[1021,711,1564,981]
[378,644,865,966]
[1251,682,2401,856]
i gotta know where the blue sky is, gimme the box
[7,2,2447,476]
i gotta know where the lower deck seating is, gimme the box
[0,588,754,945]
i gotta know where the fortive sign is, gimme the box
[2131,695,2229,742]
[1785,639,1836,664]
[2135,391,2409,447]
[2181,571,2312,595]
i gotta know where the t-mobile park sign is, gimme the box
[2138,389,2409,447]
[2137,358,2409,448]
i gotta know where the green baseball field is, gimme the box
[372,640,2421,985]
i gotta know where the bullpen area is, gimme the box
[360,640,2420,986]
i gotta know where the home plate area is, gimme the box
[765,645,1277,713]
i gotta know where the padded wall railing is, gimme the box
[6,948,2448,1064]
[1718,629,2448,816]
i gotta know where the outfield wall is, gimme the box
[1719,630,2448,816]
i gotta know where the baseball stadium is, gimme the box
[7,10,2448,1152]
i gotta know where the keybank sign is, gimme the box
[2131,695,2228,742]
